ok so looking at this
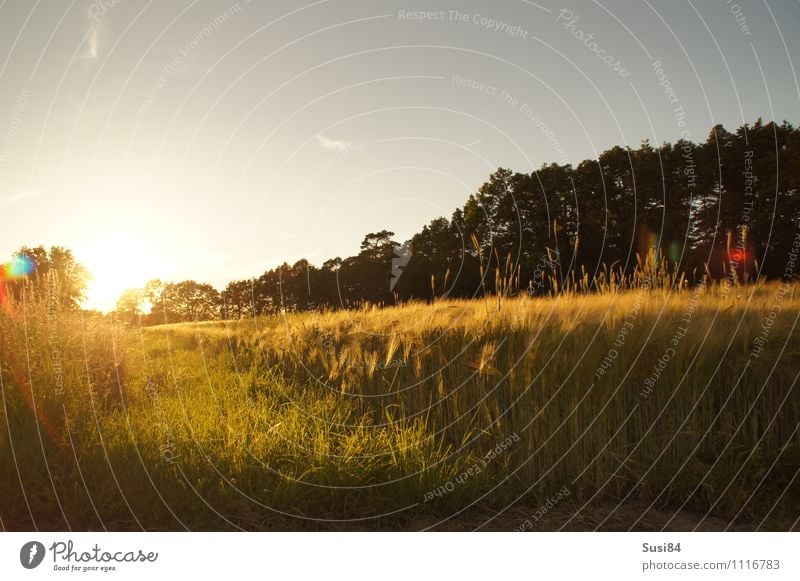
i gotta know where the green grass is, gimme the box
[1,280,799,530]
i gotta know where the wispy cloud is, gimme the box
[316,135,351,151]
[82,25,99,59]
[1,188,48,208]
[81,0,101,60]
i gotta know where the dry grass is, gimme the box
[1,276,798,530]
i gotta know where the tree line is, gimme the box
[3,119,798,324]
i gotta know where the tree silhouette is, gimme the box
[115,288,146,324]
[107,119,799,325]
[1,246,89,308]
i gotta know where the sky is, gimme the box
[0,0,798,310]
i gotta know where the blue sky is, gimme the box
[0,0,798,308]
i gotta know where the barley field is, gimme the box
[1,280,798,531]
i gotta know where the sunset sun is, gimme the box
[81,233,157,312]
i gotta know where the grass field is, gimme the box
[1,280,799,531]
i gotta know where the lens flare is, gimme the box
[4,254,35,278]
[668,241,681,265]
[637,225,660,262]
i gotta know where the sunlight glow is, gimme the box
[81,232,160,312]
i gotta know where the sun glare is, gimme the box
[81,233,158,312]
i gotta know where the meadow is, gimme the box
[1,278,798,531]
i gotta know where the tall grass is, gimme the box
[1,268,798,530]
